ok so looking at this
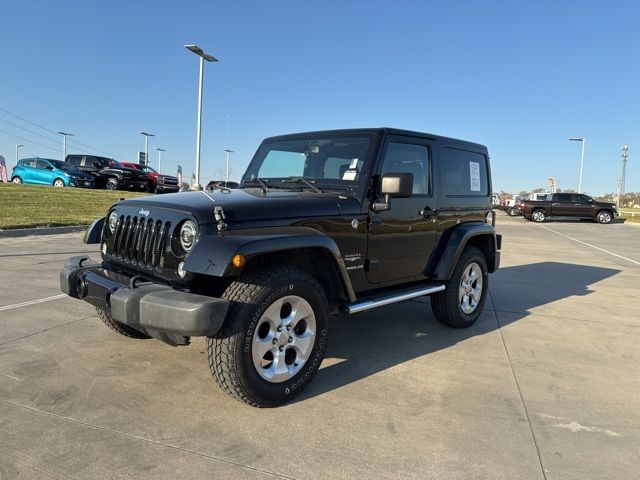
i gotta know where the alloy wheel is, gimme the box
[251,295,316,383]
[459,262,483,315]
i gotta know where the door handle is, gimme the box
[420,206,436,219]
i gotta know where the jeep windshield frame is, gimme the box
[242,131,380,195]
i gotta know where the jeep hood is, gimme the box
[116,189,360,225]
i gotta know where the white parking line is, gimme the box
[0,294,67,312]
[539,225,640,266]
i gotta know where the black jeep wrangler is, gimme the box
[60,128,501,407]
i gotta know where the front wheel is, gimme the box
[53,178,65,187]
[208,266,329,407]
[105,177,119,190]
[95,307,151,339]
[431,246,488,328]
[12,177,22,184]
[507,207,518,216]
[596,210,612,224]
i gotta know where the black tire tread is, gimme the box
[95,307,151,339]
[431,246,487,328]
[207,266,327,407]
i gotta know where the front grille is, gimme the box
[162,177,178,185]
[111,215,171,268]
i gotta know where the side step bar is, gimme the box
[345,284,446,315]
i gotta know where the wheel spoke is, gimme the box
[270,349,291,381]
[294,332,314,356]
[262,297,284,324]
[290,297,313,326]
[252,337,275,367]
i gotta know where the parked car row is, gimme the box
[11,155,179,194]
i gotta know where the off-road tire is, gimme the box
[531,209,546,222]
[207,266,329,407]
[12,177,22,184]
[431,246,488,328]
[596,210,613,224]
[95,307,151,339]
[105,177,119,190]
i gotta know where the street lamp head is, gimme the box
[11,144,24,148]
[185,44,218,62]
[139,132,155,137]
[569,137,584,142]
[224,149,234,153]
[57,131,73,137]
[156,148,166,152]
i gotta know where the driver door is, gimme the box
[365,137,437,285]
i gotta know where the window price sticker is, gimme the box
[469,162,481,191]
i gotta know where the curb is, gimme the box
[0,225,90,238]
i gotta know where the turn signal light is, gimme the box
[232,254,245,268]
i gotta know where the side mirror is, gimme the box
[372,173,413,212]
[588,198,594,203]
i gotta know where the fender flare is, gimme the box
[430,222,498,280]
[183,227,356,302]
[83,217,104,244]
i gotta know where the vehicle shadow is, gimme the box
[296,262,620,402]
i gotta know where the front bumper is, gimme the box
[155,184,180,193]
[60,256,229,346]
[69,178,95,188]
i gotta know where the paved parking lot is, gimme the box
[1,213,638,479]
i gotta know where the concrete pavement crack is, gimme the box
[489,290,548,480]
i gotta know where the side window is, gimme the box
[67,156,81,167]
[442,148,489,196]
[36,160,49,169]
[86,156,101,168]
[21,159,35,168]
[572,194,585,204]
[380,142,429,195]
[557,194,572,203]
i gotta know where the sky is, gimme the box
[1,0,639,195]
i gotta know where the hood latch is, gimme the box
[214,206,227,231]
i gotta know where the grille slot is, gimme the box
[111,215,172,268]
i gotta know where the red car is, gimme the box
[120,162,180,194]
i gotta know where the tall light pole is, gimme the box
[224,148,234,185]
[618,145,630,209]
[156,148,166,172]
[185,44,218,190]
[10,144,23,164]
[57,132,73,160]
[139,132,155,166]
[569,137,586,193]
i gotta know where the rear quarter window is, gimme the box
[441,148,489,196]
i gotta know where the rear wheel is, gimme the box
[431,246,488,328]
[95,307,151,339]
[208,266,329,407]
[531,210,546,222]
[507,207,518,216]
[53,178,65,187]
[12,177,22,184]
[596,210,612,224]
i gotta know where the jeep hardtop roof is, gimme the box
[262,128,487,151]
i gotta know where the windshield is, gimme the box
[142,166,157,173]
[49,159,74,170]
[243,135,373,186]
[108,160,124,168]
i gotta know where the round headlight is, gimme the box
[179,220,197,252]
[108,211,118,233]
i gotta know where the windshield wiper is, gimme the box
[242,178,270,194]
[281,177,322,193]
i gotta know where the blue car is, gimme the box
[11,158,95,188]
